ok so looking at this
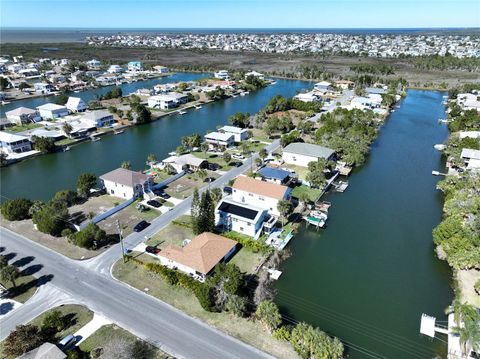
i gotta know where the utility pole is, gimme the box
[116,219,126,263]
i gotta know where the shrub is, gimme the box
[52,190,78,207]
[3,324,45,357]
[32,201,69,237]
[1,198,32,221]
[71,223,106,249]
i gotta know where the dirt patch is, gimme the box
[456,268,480,307]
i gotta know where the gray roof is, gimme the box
[18,342,66,359]
[83,110,112,121]
[366,87,387,95]
[461,148,480,160]
[283,142,335,159]
[100,168,148,188]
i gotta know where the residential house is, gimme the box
[153,65,169,73]
[294,91,321,103]
[204,132,234,150]
[245,71,265,80]
[282,142,335,167]
[82,110,115,128]
[127,61,143,72]
[107,64,123,73]
[70,71,85,82]
[159,154,207,173]
[33,82,56,94]
[65,97,87,112]
[366,87,387,95]
[37,103,69,119]
[214,70,229,80]
[100,168,154,200]
[231,175,291,216]
[157,232,237,282]
[314,81,332,92]
[219,125,249,142]
[18,128,64,141]
[17,342,66,359]
[334,80,355,90]
[258,166,292,185]
[86,59,101,69]
[5,107,42,124]
[0,131,32,154]
[147,93,188,109]
[460,148,480,171]
[216,198,269,238]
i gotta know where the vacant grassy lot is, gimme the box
[146,221,194,250]
[282,163,309,181]
[79,324,172,358]
[191,151,233,170]
[291,184,322,202]
[7,123,43,133]
[229,247,264,274]
[112,257,299,359]
[163,171,219,199]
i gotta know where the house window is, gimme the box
[247,223,251,226]
[259,197,265,201]
[240,227,244,231]
[248,193,253,196]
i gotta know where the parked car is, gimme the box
[204,177,215,183]
[207,163,220,171]
[147,200,161,208]
[158,192,170,199]
[133,220,150,232]
[145,246,161,254]
[223,186,232,194]
[59,335,77,349]
[232,153,245,160]
[232,161,242,167]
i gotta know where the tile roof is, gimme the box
[232,176,289,200]
[160,232,237,275]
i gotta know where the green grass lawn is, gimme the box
[112,259,299,359]
[7,123,43,133]
[55,138,80,146]
[29,304,94,340]
[0,272,39,304]
[291,185,322,202]
[79,324,171,358]
[283,164,309,181]
[229,248,264,274]
[164,171,219,199]
[145,222,194,250]
[191,151,233,170]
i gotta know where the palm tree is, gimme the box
[277,200,293,226]
[298,192,310,212]
[200,142,209,159]
[62,123,73,138]
[146,153,157,168]
[453,319,480,357]
[121,161,131,170]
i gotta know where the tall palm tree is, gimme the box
[453,319,480,357]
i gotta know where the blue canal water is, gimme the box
[0,74,312,201]
[275,90,453,359]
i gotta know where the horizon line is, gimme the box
[2,26,479,30]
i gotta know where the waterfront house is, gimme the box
[65,97,87,112]
[17,128,65,141]
[100,168,154,200]
[216,197,269,238]
[70,71,85,82]
[258,166,293,185]
[159,154,207,173]
[5,107,42,124]
[282,142,335,167]
[294,91,321,103]
[33,82,56,94]
[0,131,32,154]
[219,125,249,142]
[37,103,69,119]
[127,61,143,72]
[147,93,188,109]
[231,175,291,216]
[153,65,169,73]
[460,148,480,171]
[157,232,237,282]
[334,80,355,90]
[86,59,101,69]
[107,64,123,73]
[214,70,229,80]
[82,110,115,128]
[204,132,234,150]
[314,81,332,92]
[245,71,265,80]
[366,87,387,95]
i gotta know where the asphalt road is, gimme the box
[0,140,280,359]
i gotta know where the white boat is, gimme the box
[194,105,202,110]
[178,110,187,115]
[63,146,70,152]
[1,101,11,105]
[91,136,101,142]
[114,129,124,135]
[271,81,277,85]
[434,144,446,151]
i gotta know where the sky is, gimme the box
[1,0,479,29]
